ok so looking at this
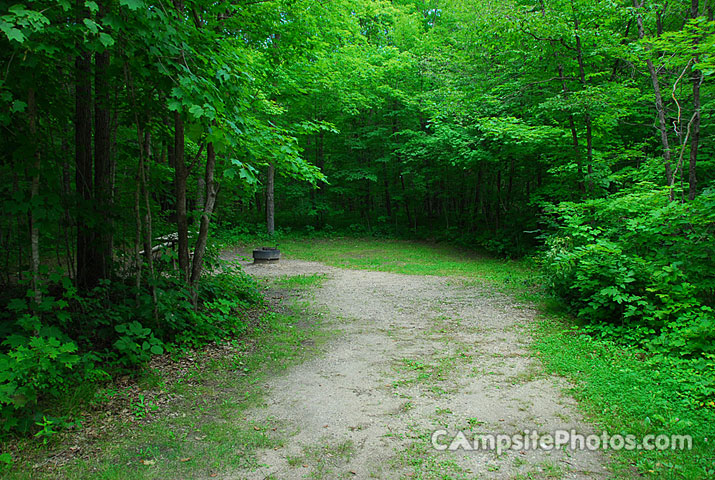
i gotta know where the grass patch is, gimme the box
[286,438,355,480]
[269,236,536,289]
[271,273,328,290]
[393,427,472,480]
[534,317,715,479]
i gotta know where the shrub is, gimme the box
[0,260,263,438]
[542,185,715,359]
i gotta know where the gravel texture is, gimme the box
[231,259,608,480]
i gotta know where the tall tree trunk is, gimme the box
[382,162,392,218]
[507,157,515,207]
[190,142,219,303]
[572,13,594,192]
[174,112,190,281]
[141,130,158,321]
[134,145,143,298]
[94,46,112,280]
[400,174,414,232]
[197,177,205,211]
[28,88,41,305]
[316,129,325,227]
[266,163,275,236]
[557,64,585,193]
[496,169,502,231]
[75,47,94,288]
[634,0,674,198]
[62,140,75,279]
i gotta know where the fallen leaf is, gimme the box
[254,426,260,431]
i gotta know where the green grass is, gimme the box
[535,318,715,479]
[274,235,537,288]
[271,273,328,290]
[286,438,355,480]
[4,296,331,479]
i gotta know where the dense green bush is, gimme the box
[543,186,715,404]
[0,263,261,437]
[542,185,715,401]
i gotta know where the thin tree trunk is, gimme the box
[94,46,112,280]
[688,0,702,200]
[190,142,219,303]
[634,0,674,198]
[28,88,41,305]
[141,130,158,321]
[382,162,392,218]
[507,157,515,207]
[400,174,414,232]
[316,129,325,227]
[134,152,143,298]
[571,12,595,193]
[266,163,275,236]
[60,139,75,279]
[557,64,585,193]
[496,169,502,231]
[13,172,23,282]
[75,47,94,288]
[174,112,190,281]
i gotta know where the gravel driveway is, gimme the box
[232,259,608,479]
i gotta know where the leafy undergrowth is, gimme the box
[233,235,715,480]
[2,280,330,479]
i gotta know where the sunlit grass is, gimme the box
[273,235,539,293]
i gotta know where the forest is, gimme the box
[0,0,714,476]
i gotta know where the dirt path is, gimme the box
[233,259,608,480]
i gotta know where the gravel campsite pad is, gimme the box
[231,259,609,480]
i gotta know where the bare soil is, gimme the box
[232,259,608,480]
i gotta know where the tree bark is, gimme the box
[94,46,112,280]
[572,13,594,192]
[174,112,190,281]
[400,174,414,232]
[28,88,41,305]
[141,130,158,321]
[557,64,585,193]
[266,163,275,236]
[190,142,219,302]
[75,47,95,288]
[688,0,702,200]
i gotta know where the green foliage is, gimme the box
[0,259,261,438]
[129,394,158,420]
[113,322,164,368]
[542,186,715,402]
